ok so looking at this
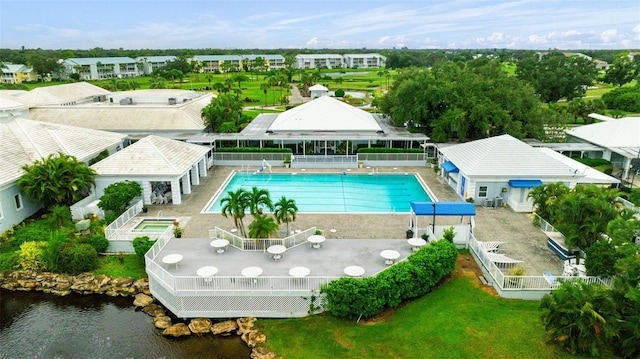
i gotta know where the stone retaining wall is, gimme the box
[0,271,280,359]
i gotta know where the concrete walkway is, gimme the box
[141,165,563,277]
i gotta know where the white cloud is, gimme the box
[528,34,547,44]
[600,29,619,43]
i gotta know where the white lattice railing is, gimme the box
[468,233,611,291]
[172,275,339,293]
[208,227,316,251]
[104,199,143,239]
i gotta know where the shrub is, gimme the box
[18,241,48,271]
[89,234,109,253]
[215,147,292,153]
[133,236,156,258]
[98,180,142,217]
[46,205,72,229]
[43,231,68,273]
[0,251,20,271]
[334,88,345,97]
[442,226,456,243]
[322,240,458,319]
[57,242,98,275]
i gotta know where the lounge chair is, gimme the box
[543,272,559,288]
[486,252,523,269]
[477,241,504,253]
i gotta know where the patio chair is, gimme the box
[543,272,560,288]
[486,252,523,269]
[477,241,504,253]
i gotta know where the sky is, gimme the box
[1,0,639,50]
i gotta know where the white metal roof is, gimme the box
[538,147,620,184]
[566,116,640,149]
[0,118,125,186]
[438,134,577,178]
[91,135,209,176]
[17,82,111,106]
[268,95,382,132]
[308,84,328,91]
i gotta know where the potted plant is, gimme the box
[173,226,184,238]
[284,156,291,168]
[358,161,364,168]
[433,165,440,174]
[507,266,526,288]
[421,232,430,242]
[142,205,148,213]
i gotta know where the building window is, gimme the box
[14,194,23,210]
[478,186,488,198]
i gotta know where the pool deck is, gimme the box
[141,165,563,277]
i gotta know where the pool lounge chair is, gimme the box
[477,241,504,253]
[486,252,523,269]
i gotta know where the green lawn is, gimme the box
[259,274,594,359]
[94,254,147,279]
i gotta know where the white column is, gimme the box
[142,181,152,205]
[170,178,182,205]
[199,158,207,177]
[190,165,200,186]
[181,172,192,195]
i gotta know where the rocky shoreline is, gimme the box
[0,270,279,359]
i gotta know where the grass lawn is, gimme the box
[258,254,593,359]
[93,254,147,279]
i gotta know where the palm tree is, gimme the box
[246,187,273,216]
[220,189,249,237]
[18,152,96,209]
[274,196,298,235]
[260,82,270,107]
[248,214,278,239]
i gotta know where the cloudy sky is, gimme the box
[1,0,639,50]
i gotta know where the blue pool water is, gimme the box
[207,172,431,213]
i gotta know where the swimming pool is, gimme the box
[133,219,175,232]
[206,172,432,213]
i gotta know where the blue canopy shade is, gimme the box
[410,202,476,216]
[508,179,543,188]
[441,161,459,173]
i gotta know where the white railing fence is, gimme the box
[172,275,339,293]
[531,212,557,233]
[208,227,316,251]
[104,199,143,239]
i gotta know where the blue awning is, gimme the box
[441,161,459,173]
[508,179,543,188]
[410,202,476,216]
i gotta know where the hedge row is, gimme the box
[321,240,458,319]
[357,148,424,154]
[215,147,292,153]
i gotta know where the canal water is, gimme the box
[0,289,250,359]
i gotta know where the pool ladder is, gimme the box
[156,210,163,220]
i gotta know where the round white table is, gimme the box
[196,266,218,282]
[343,265,365,277]
[380,250,401,265]
[308,235,326,249]
[289,266,311,278]
[267,245,287,260]
[210,239,230,254]
[241,266,263,283]
[162,254,183,269]
[407,237,427,252]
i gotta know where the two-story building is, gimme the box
[0,64,37,84]
[343,53,386,68]
[61,57,141,80]
[136,56,177,75]
[191,55,243,73]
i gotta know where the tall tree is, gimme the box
[246,187,273,216]
[603,55,636,87]
[201,93,243,132]
[274,196,298,235]
[18,153,96,208]
[248,214,278,239]
[516,51,597,103]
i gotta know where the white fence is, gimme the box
[467,232,611,299]
[208,227,317,251]
[104,199,143,239]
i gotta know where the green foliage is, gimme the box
[215,147,292,153]
[46,205,72,229]
[18,241,48,271]
[18,152,96,209]
[602,55,636,87]
[98,180,142,216]
[220,189,249,237]
[322,240,457,319]
[380,60,545,142]
[0,251,20,271]
[248,214,278,239]
[89,149,110,165]
[334,88,345,97]
[601,84,640,112]
[357,148,404,153]
[132,236,156,258]
[57,242,99,275]
[201,92,245,133]
[441,226,456,243]
[527,182,570,222]
[89,234,109,253]
[41,231,68,273]
[572,157,611,167]
[516,51,598,103]
[540,282,619,356]
[274,196,298,234]
[584,240,618,277]
[94,254,147,279]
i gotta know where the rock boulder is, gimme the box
[212,320,238,335]
[162,323,191,337]
[188,318,212,334]
[154,316,172,329]
[133,293,154,307]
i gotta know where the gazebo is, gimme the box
[408,202,476,243]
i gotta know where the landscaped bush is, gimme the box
[215,147,292,153]
[322,240,458,319]
[18,241,48,271]
[56,242,98,275]
[133,236,156,259]
[334,88,345,97]
[89,234,109,253]
[573,157,611,168]
[0,251,20,272]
